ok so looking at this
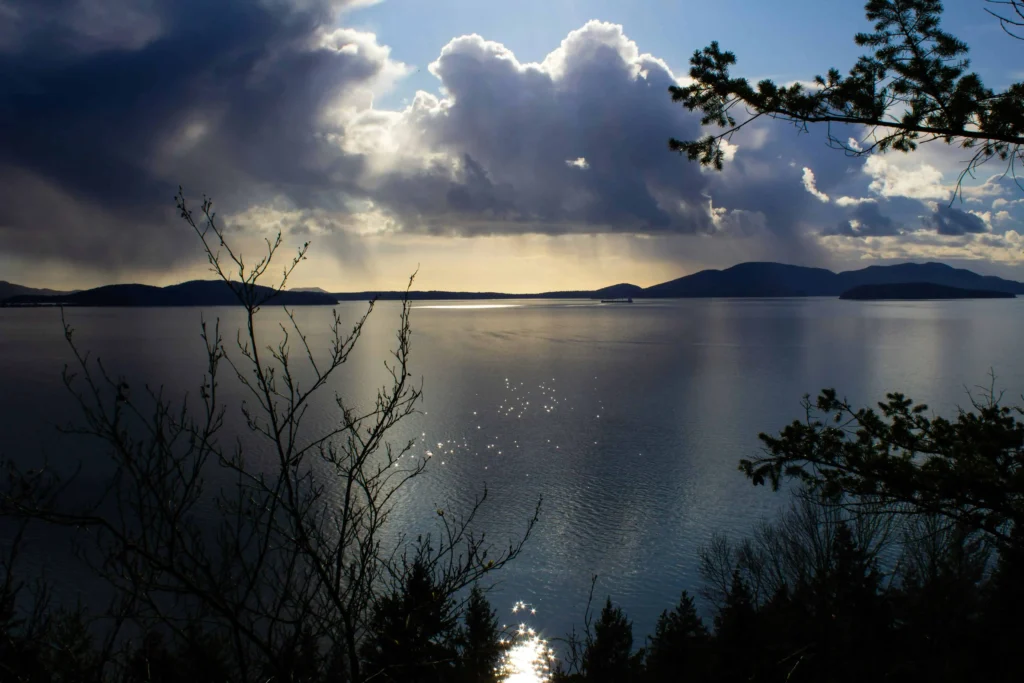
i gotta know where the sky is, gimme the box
[1,0,1023,293]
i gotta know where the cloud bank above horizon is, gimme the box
[1,0,1023,291]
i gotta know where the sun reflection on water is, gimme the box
[500,633,555,683]
[398,379,603,681]
[415,304,523,309]
[498,601,555,683]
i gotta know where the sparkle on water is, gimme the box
[395,378,600,682]
[402,375,604,471]
[499,602,555,683]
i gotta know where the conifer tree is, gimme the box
[713,571,758,683]
[979,522,1024,681]
[789,522,888,682]
[643,591,709,683]
[582,598,640,683]
[360,559,459,683]
[458,585,506,683]
[671,0,1024,190]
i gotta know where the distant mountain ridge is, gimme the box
[641,261,1024,298]
[645,262,837,298]
[1,280,337,307]
[4,262,1023,306]
[0,281,74,300]
[330,262,1024,300]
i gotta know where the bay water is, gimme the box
[2,297,1022,639]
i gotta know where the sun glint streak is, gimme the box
[415,304,523,309]
[499,601,554,683]
[500,633,554,683]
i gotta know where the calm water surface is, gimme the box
[2,297,1023,639]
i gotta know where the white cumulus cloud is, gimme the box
[801,167,830,203]
[864,156,948,201]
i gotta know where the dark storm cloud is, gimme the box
[0,0,392,267]
[822,202,900,238]
[0,0,163,54]
[852,203,898,236]
[924,205,988,236]
[823,220,857,237]
[4,7,989,276]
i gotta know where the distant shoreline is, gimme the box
[839,282,1016,301]
[5,260,1024,307]
[5,293,1021,308]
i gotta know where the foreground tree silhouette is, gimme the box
[539,486,1017,681]
[738,389,1024,679]
[889,517,990,681]
[642,591,709,683]
[580,598,641,683]
[0,189,538,682]
[671,0,1024,190]
[713,571,758,683]
[458,585,506,683]
[745,387,1024,551]
[784,522,890,682]
[359,557,459,683]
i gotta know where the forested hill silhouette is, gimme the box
[645,262,837,298]
[642,261,1024,298]
[4,262,1023,305]
[329,264,1024,301]
[0,281,74,300]
[336,262,1024,300]
[1,280,337,307]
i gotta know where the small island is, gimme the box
[839,282,1016,301]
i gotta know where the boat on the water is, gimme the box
[600,297,633,304]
